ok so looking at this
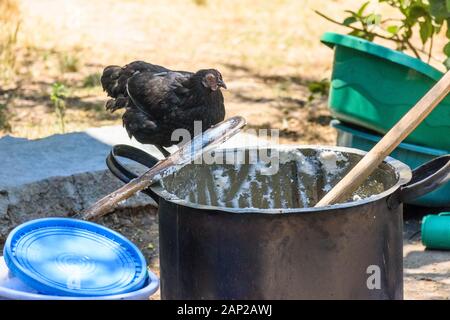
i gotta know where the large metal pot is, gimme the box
[107,145,450,300]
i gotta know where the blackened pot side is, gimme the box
[107,145,450,300]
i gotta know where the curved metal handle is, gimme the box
[398,155,450,203]
[106,144,161,204]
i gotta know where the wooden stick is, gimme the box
[80,116,246,220]
[315,70,450,207]
[80,157,174,221]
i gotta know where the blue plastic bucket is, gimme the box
[0,256,159,300]
[2,218,158,299]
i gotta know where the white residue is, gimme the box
[318,150,348,192]
[279,150,306,164]
[211,166,230,206]
[213,168,231,189]
[318,150,347,174]
[279,150,315,175]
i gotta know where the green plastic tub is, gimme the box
[422,213,450,250]
[331,120,450,207]
[322,32,450,151]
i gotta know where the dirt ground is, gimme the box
[1,0,450,300]
[2,0,447,142]
[1,0,369,143]
[404,243,450,300]
[403,215,450,300]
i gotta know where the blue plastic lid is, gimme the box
[3,218,148,297]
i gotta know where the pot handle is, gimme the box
[106,144,162,204]
[396,155,450,204]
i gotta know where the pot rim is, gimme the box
[150,145,412,214]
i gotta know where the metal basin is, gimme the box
[107,145,450,300]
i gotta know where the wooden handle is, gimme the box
[80,158,173,220]
[315,70,450,207]
[80,116,247,220]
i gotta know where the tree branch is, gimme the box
[315,10,403,43]
[316,10,424,60]
[405,39,421,59]
[428,35,434,64]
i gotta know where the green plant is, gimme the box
[316,0,450,67]
[82,72,102,88]
[50,82,68,133]
[58,53,80,73]
[307,79,330,102]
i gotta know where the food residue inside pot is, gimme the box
[160,148,395,210]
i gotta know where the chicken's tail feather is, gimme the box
[101,61,168,99]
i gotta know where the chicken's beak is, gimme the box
[218,80,227,90]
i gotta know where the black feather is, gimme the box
[101,61,226,148]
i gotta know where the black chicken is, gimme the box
[100,61,226,156]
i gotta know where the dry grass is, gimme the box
[0,0,21,82]
[0,0,448,144]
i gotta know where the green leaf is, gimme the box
[409,5,428,20]
[365,13,382,26]
[447,19,450,38]
[404,28,413,39]
[387,25,400,34]
[419,21,434,44]
[444,42,450,56]
[357,1,370,17]
[374,13,382,25]
[348,29,367,39]
[307,79,330,95]
[430,0,450,19]
[444,57,450,69]
[435,16,445,24]
[395,0,411,7]
[344,10,358,17]
[343,16,357,26]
